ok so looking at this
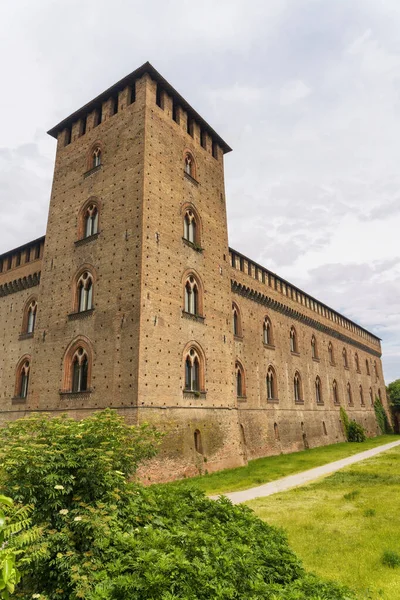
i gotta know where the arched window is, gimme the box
[72,348,89,393]
[84,203,99,238]
[15,357,30,399]
[343,348,348,368]
[360,385,364,406]
[62,339,93,394]
[235,361,245,397]
[366,359,370,375]
[274,422,280,440]
[347,382,353,406]
[290,326,298,353]
[183,210,197,244]
[369,387,373,405]
[355,352,360,372]
[374,361,379,380]
[76,272,94,313]
[263,317,273,346]
[266,366,277,400]
[184,347,204,392]
[194,429,203,454]
[184,152,196,178]
[328,342,334,364]
[92,146,101,169]
[315,376,323,404]
[294,371,302,403]
[333,380,339,405]
[232,303,242,337]
[311,335,318,359]
[22,298,37,334]
[184,274,202,316]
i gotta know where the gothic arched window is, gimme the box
[92,146,101,169]
[360,385,364,406]
[23,299,37,334]
[328,342,334,364]
[184,274,202,316]
[343,348,348,368]
[347,382,353,406]
[294,371,302,403]
[263,317,273,346]
[369,387,374,405]
[72,348,89,393]
[184,347,204,392]
[355,352,360,372]
[84,204,99,238]
[15,357,30,399]
[333,380,339,405]
[184,151,196,179]
[311,335,318,359]
[266,365,277,400]
[366,359,370,375]
[315,376,323,404]
[290,326,298,353]
[76,272,94,313]
[235,361,245,397]
[232,303,242,337]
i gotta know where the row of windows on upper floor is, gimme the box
[0,243,42,273]
[230,252,379,347]
[233,304,380,379]
[63,79,221,161]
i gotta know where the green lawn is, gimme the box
[247,445,400,600]
[167,435,399,495]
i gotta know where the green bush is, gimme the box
[381,550,400,568]
[0,410,356,600]
[347,421,366,442]
[374,398,393,434]
[340,407,350,438]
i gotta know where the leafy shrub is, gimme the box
[374,398,393,434]
[364,508,376,517]
[340,407,350,438]
[381,550,400,568]
[0,410,356,600]
[347,421,366,442]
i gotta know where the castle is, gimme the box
[0,62,387,481]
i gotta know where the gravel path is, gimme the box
[212,439,400,505]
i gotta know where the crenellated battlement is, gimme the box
[0,236,45,281]
[48,62,231,160]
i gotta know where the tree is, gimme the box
[387,379,400,408]
[0,410,354,599]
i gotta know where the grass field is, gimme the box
[247,445,400,600]
[167,435,399,495]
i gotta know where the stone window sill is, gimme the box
[291,351,300,357]
[183,390,207,399]
[267,398,279,404]
[344,366,349,370]
[75,232,100,247]
[316,401,325,406]
[11,396,27,404]
[182,238,203,253]
[184,171,199,186]
[237,395,247,402]
[182,311,205,323]
[329,361,336,367]
[356,369,361,374]
[234,334,243,342]
[84,165,102,178]
[68,308,95,321]
[295,399,304,405]
[19,332,34,341]
[312,357,320,363]
[59,390,92,399]
[263,343,275,350]
[334,401,341,406]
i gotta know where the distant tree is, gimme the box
[387,379,400,409]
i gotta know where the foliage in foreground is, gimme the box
[374,397,393,434]
[340,407,366,442]
[0,410,354,600]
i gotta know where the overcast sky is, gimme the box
[1,0,400,382]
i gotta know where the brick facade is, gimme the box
[0,62,388,482]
